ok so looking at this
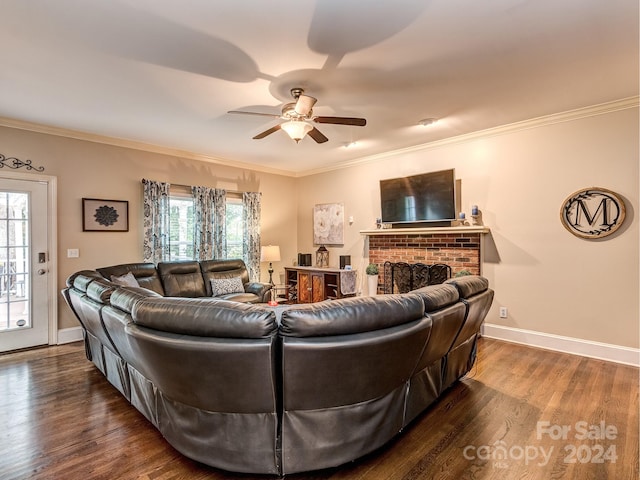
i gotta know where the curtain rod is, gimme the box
[174,183,244,195]
[142,178,244,195]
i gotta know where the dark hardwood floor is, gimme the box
[1,338,637,480]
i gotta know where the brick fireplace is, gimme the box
[361,226,489,293]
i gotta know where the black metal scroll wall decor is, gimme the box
[0,153,45,172]
[560,187,626,239]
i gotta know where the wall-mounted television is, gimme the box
[380,168,456,224]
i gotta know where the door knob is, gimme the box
[37,269,47,275]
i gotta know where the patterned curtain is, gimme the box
[212,188,227,259]
[242,192,261,281]
[192,186,226,260]
[142,179,170,263]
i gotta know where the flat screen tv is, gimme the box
[380,169,456,224]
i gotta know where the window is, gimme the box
[168,192,244,261]
[168,195,194,261]
[225,197,244,259]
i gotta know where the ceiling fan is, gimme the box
[228,88,366,143]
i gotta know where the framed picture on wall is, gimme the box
[82,198,129,232]
[313,203,344,245]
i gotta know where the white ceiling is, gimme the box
[1,0,637,176]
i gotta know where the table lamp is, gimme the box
[260,245,281,285]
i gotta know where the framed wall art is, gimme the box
[313,203,344,245]
[82,198,129,232]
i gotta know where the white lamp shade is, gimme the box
[260,245,281,262]
[281,121,312,142]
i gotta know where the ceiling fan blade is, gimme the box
[294,94,317,116]
[314,116,367,126]
[253,124,281,139]
[307,127,328,143]
[228,110,281,119]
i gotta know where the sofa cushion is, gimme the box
[280,294,425,337]
[97,262,165,295]
[110,286,163,314]
[215,292,262,303]
[131,297,277,338]
[445,275,489,298]
[86,278,116,304]
[411,283,459,313]
[200,259,251,296]
[210,276,244,296]
[110,271,140,288]
[67,269,103,288]
[72,272,104,293]
[158,261,207,297]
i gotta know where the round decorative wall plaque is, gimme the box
[560,187,626,239]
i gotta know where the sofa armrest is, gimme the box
[244,282,273,302]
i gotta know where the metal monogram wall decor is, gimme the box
[560,187,626,239]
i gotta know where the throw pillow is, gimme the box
[210,276,244,296]
[110,272,140,288]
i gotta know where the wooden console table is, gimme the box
[285,267,357,303]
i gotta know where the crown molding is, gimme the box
[299,96,640,177]
[0,116,296,177]
[0,96,636,179]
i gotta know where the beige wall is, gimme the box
[1,104,637,349]
[0,126,298,329]
[296,107,639,349]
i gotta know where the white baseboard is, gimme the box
[56,323,638,366]
[57,326,83,344]
[482,324,640,367]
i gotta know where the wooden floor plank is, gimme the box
[0,338,637,479]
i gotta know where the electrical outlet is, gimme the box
[499,306,508,318]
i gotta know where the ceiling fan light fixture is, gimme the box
[281,120,313,143]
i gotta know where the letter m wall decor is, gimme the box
[560,187,626,239]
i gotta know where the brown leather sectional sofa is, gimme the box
[62,259,493,475]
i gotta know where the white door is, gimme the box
[0,178,50,352]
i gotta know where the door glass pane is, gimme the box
[0,194,7,220]
[0,192,30,332]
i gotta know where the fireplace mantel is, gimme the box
[360,226,490,236]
